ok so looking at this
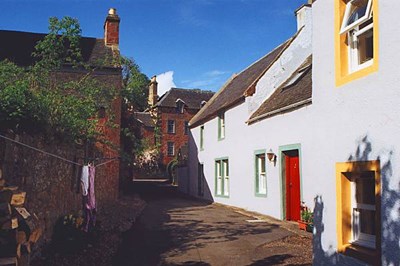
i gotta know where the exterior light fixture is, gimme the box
[267,149,276,162]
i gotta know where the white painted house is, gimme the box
[181,0,399,265]
[310,0,400,265]
[181,4,314,223]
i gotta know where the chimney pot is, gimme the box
[109,8,117,16]
[104,8,120,48]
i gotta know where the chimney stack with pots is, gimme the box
[104,8,120,49]
[295,2,312,31]
[148,76,158,107]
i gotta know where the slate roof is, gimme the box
[156,88,214,110]
[0,30,114,67]
[133,112,155,128]
[189,37,295,128]
[247,56,312,124]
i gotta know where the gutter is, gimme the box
[246,98,312,125]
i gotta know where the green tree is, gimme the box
[0,16,117,143]
[121,56,149,112]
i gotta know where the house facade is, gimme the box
[184,0,398,265]
[310,0,399,265]
[146,77,214,169]
[184,4,313,219]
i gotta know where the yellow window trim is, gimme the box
[334,0,379,87]
[336,160,381,264]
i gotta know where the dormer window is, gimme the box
[340,0,373,73]
[176,98,185,114]
[200,100,207,108]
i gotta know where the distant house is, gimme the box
[137,76,214,171]
[132,111,156,146]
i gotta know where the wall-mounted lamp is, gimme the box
[266,149,276,162]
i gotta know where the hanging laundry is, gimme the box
[80,165,89,196]
[83,165,96,232]
[86,165,96,210]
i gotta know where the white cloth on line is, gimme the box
[81,165,89,196]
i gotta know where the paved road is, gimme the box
[113,182,299,266]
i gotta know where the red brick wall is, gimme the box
[141,127,155,147]
[158,107,197,166]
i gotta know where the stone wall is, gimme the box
[0,132,119,243]
[0,66,122,244]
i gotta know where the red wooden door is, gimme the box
[286,155,300,221]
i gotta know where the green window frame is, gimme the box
[254,150,267,197]
[200,125,204,150]
[218,112,225,140]
[215,158,229,197]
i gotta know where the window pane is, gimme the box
[167,142,174,156]
[359,209,376,235]
[216,162,222,195]
[358,29,373,64]
[259,155,266,173]
[259,174,266,194]
[355,172,375,204]
[224,177,229,196]
[223,160,229,177]
[168,120,175,133]
[346,0,368,27]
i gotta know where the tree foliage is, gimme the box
[0,17,117,143]
[121,56,149,112]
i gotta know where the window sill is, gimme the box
[255,193,268,198]
[215,194,229,199]
[336,62,378,87]
[341,243,379,265]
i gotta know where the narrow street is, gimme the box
[113,181,312,266]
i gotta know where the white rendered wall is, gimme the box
[247,6,312,114]
[188,102,315,220]
[312,1,400,265]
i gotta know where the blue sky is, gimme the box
[1,0,305,95]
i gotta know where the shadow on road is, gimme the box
[113,181,280,266]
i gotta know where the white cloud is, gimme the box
[204,70,229,77]
[182,69,230,91]
[156,71,176,96]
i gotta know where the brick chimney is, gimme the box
[148,76,158,107]
[104,8,120,49]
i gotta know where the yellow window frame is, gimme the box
[336,160,381,264]
[334,0,379,86]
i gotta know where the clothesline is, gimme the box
[0,134,119,167]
